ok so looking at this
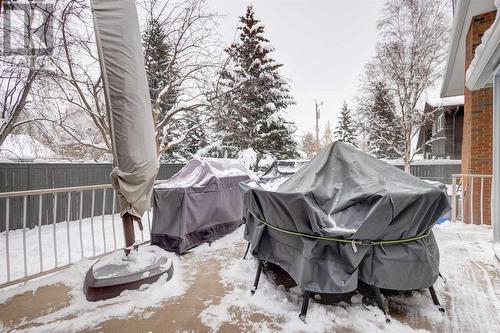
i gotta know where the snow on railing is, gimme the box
[0,185,152,288]
[451,174,493,225]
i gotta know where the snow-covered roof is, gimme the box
[426,96,464,108]
[0,134,59,162]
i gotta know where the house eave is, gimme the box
[466,12,500,91]
[440,0,497,98]
[441,0,471,98]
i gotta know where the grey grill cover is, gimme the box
[241,142,450,293]
[152,159,254,254]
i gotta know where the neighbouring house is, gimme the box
[417,98,464,160]
[441,0,499,241]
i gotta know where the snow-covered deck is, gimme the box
[0,223,499,332]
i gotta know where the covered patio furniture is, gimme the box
[152,158,255,254]
[241,142,450,322]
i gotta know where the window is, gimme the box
[437,114,445,132]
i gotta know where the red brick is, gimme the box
[462,11,495,224]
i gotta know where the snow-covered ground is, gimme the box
[0,222,499,332]
[198,222,500,333]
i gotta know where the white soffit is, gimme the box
[441,0,496,98]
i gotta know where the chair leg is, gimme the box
[250,260,263,295]
[429,285,445,313]
[299,290,311,322]
[243,242,251,259]
[373,286,391,323]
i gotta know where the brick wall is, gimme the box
[462,11,496,224]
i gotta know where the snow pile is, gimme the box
[0,134,59,161]
[156,157,257,189]
[238,147,258,170]
[92,245,170,279]
[426,96,464,108]
[257,153,275,169]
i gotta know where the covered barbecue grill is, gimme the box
[152,158,256,254]
[241,142,450,321]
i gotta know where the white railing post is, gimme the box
[5,198,10,282]
[79,191,84,258]
[111,191,117,250]
[90,189,96,257]
[66,192,72,264]
[461,177,465,222]
[22,196,28,277]
[452,176,457,223]
[53,193,58,268]
[480,177,484,225]
[101,188,107,253]
[38,195,43,272]
[470,176,474,224]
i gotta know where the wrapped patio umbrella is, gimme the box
[83,0,173,301]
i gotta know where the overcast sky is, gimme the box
[208,0,386,138]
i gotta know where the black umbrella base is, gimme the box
[83,246,174,302]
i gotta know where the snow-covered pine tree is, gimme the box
[143,16,178,123]
[301,132,319,159]
[163,111,209,162]
[334,102,358,147]
[213,5,297,164]
[365,81,404,159]
[143,14,209,161]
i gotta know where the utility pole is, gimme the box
[314,100,323,144]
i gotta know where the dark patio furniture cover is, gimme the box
[152,159,254,254]
[241,142,450,294]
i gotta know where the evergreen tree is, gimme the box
[334,102,358,146]
[143,15,207,161]
[214,6,297,164]
[163,112,209,162]
[364,82,404,159]
[301,132,319,159]
[322,121,333,147]
[143,16,178,119]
